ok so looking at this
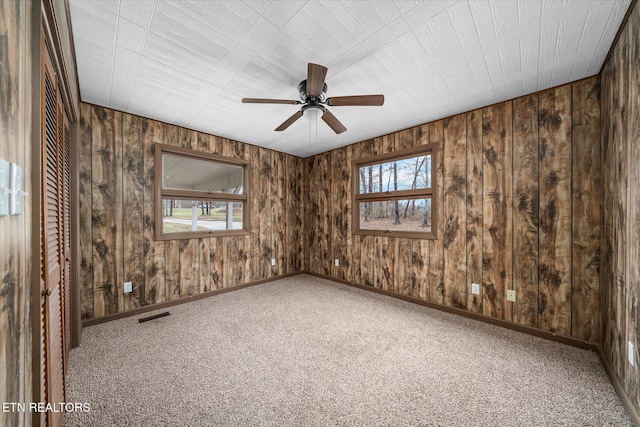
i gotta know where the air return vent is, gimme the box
[138,312,170,323]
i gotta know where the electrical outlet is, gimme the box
[124,282,132,293]
[271,258,276,266]
[335,259,339,267]
[629,342,635,366]
[506,290,516,302]
[471,283,480,295]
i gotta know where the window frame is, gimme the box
[352,144,438,239]
[154,143,250,240]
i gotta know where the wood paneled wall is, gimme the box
[78,104,306,319]
[306,77,602,343]
[0,2,33,426]
[601,0,640,415]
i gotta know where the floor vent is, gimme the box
[138,312,170,323]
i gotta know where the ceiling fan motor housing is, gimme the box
[298,79,327,103]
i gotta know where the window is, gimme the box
[155,143,250,240]
[352,144,437,239]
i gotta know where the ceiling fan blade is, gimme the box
[327,95,384,106]
[242,98,300,104]
[275,111,303,131]
[307,63,328,97]
[321,110,347,134]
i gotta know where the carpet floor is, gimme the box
[63,275,632,426]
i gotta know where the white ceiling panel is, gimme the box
[68,0,631,157]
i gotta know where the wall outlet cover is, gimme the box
[271,258,276,266]
[124,282,133,293]
[335,259,339,267]
[9,162,23,215]
[471,283,480,295]
[506,290,516,302]
[629,342,635,366]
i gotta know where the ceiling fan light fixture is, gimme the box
[302,105,324,121]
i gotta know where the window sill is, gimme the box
[155,229,251,241]
[353,230,437,240]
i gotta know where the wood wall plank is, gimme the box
[91,106,123,316]
[397,238,413,296]
[361,236,375,287]
[287,156,303,272]
[258,147,272,279]
[601,54,617,371]
[428,120,444,304]
[319,153,332,276]
[226,237,240,286]
[512,94,539,327]
[226,138,246,160]
[78,103,94,319]
[271,151,286,275]
[465,110,483,313]
[443,115,467,309]
[397,128,414,150]
[178,127,197,150]
[412,240,429,300]
[197,132,209,152]
[481,102,513,321]
[538,86,572,335]
[199,238,210,293]
[611,29,628,378]
[122,113,145,310]
[342,147,353,282]
[179,239,199,296]
[377,237,396,292]
[142,119,166,305]
[210,237,225,289]
[165,240,180,299]
[208,135,225,155]
[308,153,333,275]
[228,235,250,285]
[303,157,313,273]
[571,77,601,342]
[331,148,347,280]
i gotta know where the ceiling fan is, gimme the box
[242,63,384,134]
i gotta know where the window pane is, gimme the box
[162,200,243,233]
[163,154,243,194]
[358,154,431,194]
[359,198,432,233]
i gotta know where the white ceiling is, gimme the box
[68,0,630,158]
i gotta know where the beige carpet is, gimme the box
[63,275,632,426]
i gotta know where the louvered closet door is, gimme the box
[40,34,66,427]
[62,120,71,356]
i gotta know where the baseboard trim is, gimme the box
[599,350,640,426]
[301,271,598,351]
[82,273,298,327]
